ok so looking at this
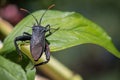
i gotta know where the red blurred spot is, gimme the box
[0,4,25,25]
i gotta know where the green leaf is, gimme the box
[0,55,27,80]
[26,62,36,80]
[1,10,120,59]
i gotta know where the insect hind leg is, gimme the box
[14,35,31,60]
[34,43,50,67]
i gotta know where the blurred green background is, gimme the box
[0,0,120,80]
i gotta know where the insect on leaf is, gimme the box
[1,10,120,60]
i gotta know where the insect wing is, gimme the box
[30,33,45,61]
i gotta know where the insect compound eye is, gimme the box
[41,28,47,32]
[32,26,38,31]
[32,27,36,31]
[32,28,35,30]
[42,28,48,32]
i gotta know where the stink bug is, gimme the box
[14,4,57,67]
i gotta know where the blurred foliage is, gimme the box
[0,0,120,80]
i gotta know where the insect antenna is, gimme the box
[38,4,55,25]
[20,8,39,25]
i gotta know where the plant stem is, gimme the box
[39,56,83,80]
[0,18,13,37]
[0,41,3,49]
[0,18,13,50]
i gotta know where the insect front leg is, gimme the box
[14,35,31,60]
[45,24,60,37]
[23,32,32,36]
[45,24,52,37]
[34,42,50,66]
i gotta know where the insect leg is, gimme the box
[34,42,50,66]
[45,39,50,45]
[45,24,60,37]
[14,35,31,60]
[44,42,50,62]
[45,24,52,37]
[23,32,32,36]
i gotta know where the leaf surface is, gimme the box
[0,56,27,80]
[1,10,120,59]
